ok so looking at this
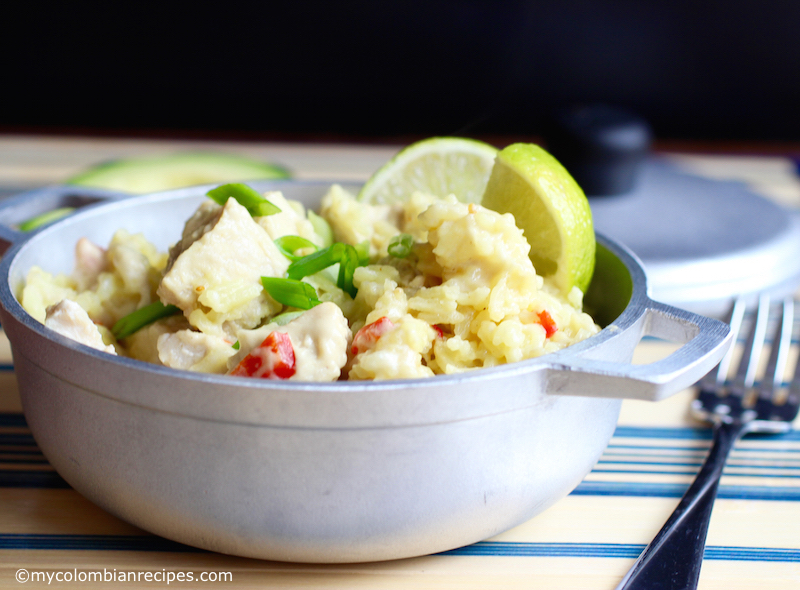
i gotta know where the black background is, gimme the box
[4,1,799,141]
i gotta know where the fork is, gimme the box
[614,295,800,590]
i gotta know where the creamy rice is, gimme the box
[21,185,599,381]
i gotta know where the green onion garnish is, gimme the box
[206,183,281,216]
[388,234,415,258]
[287,243,346,281]
[274,235,319,261]
[261,277,321,310]
[355,240,370,265]
[307,210,334,247]
[232,341,240,350]
[286,242,362,298]
[19,207,76,232]
[271,310,306,326]
[337,244,359,298]
[112,301,180,340]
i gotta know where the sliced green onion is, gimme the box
[271,310,306,326]
[307,210,334,247]
[206,183,281,216]
[388,234,415,258]
[250,201,282,216]
[19,207,76,232]
[112,301,180,339]
[286,242,364,298]
[232,341,240,350]
[287,243,345,281]
[337,244,359,298]
[261,277,321,310]
[274,235,319,261]
[355,240,370,265]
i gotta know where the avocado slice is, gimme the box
[66,152,291,194]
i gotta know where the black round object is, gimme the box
[546,104,653,196]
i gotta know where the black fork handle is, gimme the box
[615,419,748,590]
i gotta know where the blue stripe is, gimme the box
[597,459,800,470]
[614,427,713,440]
[0,470,69,488]
[592,468,800,479]
[599,458,715,467]
[0,449,44,456]
[592,468,709,477]
[0,434,37,446]
[0,364,13,372]
[613,426,800,442]
[3,535,796,562]
[606,444,800,455]
[441,541,641,558]
[439,541,800,562]
[0,413,27,427]
[0,534,203,552]
[573,481,800,500]
[606,444,711,452]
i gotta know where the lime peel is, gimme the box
[481,143,595,295]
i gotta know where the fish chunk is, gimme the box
[73,238,107,291]
[157,198,290,337]
[45,299,116,354]
[163,200,222,272]
[157,329,237,373]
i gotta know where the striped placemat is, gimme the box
[1,135,799,589]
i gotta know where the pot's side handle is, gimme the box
[0,185,129,254]
[547,301,733,401]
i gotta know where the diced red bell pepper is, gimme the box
[538,310,557,338]
[230,331,296,379]
[351,316,394,355]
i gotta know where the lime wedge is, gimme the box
[67,152,290,194]
[481,143,595,295]
[358,137,498,204]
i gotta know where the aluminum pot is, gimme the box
[0,181,731,563]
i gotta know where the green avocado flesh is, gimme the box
[66,152,291,193]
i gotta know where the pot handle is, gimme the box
[0,185,129,254]
[546,299,733,401]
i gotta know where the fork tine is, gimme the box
[756,298,800,428]
[781,301,800,422]
[730,294,771,397]
[700,297,747,391]
[759,298,794,397]
[694,298,748,422]
[787,359,800,421]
